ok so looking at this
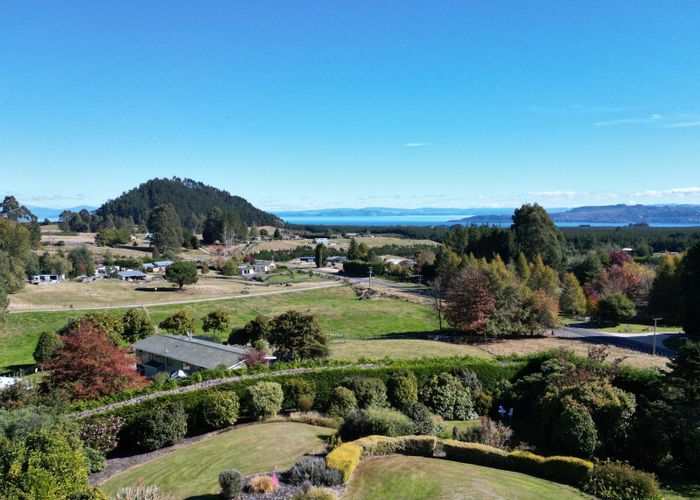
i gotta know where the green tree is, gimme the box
[680,242,700,335]
[436,247,463,285]
[245,381,284,419]
[0,217,33,293]
[122,308,155,343]
[33,331,63,364]
[61,311,125,345]
[527,255,559,296]
[159,309,197,334]
[559,272,587,316]
[202,207,224,244]
[202,308,232,335]
[165,261,198,289]
[148,203,183,258]
[67,246,95,277]
[273,228,282,240]
[551,397,598,459]
[597,292,636,325]
[268,310,329,360]
[648,253,682,324]
[512,203,566,268]
[514,252,531,281]
[315,243,326,268]
[228,315,271,345]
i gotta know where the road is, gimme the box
[556,325,679,357]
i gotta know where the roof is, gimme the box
[133,334,252,369]
[118,270,147,278]
[255,260,275,265]
[153,260,174,267]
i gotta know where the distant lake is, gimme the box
[276,214,700,228]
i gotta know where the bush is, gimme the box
[193,391,239,431]
[387,371,418,409]
[478,417,512,448]
[114,485,175,500]
[357,435,437,457]
[442,440,508,468]
[505,450,546,476]
[132,403,187,452]
[454,369,483,393]
[551,397,598,459]
[326,387,358,418]
[219,469,242,499]
[288,412,341,429]
[402,401,434,435]
[542,456,594,486]
[325,442,362,482]
[283,378,316,410]
[83,445,106,473]
[292,486,337,500]
[341,376,387,408]
[583,460,661,500]
[339,407,414,441]
[248,475,279,494]
[297,394,315,411]
[245,382,284,420]
[80,414,124,454]
[288,456,343,486]
[472,390,493,416]
[419,373,475,420]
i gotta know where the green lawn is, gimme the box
[0,286,439,371]
[344,455,587,499]
[436,419,481,439]
[100,422,334,498]
[329,339,489,362]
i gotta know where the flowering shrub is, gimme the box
[80,415,124,453]
[583,460,661,499]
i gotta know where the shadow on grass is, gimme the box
[184,495,218,500]
[0,363,36,376]
[134,287,181,293]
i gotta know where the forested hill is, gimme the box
[95,177,282,229]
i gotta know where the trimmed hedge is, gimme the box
[441,440,593,487]
[325,442,362,482]
[356,435,437,457]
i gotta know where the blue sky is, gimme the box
[1,1,699,210]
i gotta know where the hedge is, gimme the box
[442,440,593,486]
[325,442,362,482]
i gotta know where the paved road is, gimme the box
[556,325,678,357]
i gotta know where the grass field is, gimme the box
[329,339,489,361]
[343,455,587,499]
[0,286,439,371]
[100,422,334,498]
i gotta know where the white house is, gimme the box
[29,274,64,285]
[253,260,277,273]
[384,257,415,267]
[239,264,256,277]
[313,237,330,245]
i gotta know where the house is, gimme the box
[327,256,347,264]
[384,257,415,267]
[29,274,64,285]
[253,260,277,273]
[95,265,120,278]
[313,237,330,245]
[345,233,360,238]
[117,270,148,281]
[239,264,256,277]
[300,256,316,263]
[133,333,256,377]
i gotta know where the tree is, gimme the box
[527,255,559,296]
[159,309,197,334]
[61,312,125,345]
[680,242,700,335]
[268,310,329,360]
[43,324,146,401]
[122,308,155,343]
[148,203,183,258]
[165,261,198,289]
[512,203,566,268]
[67,246,95,277]
[514,252,531,281]
[648,253,682,324]
[597,292,636,325]
[419,373,475,420]
[522,289,560,334]
[250,225,260,238]
[202,207,224,244]
[436,247,463,286]
[551,397,598,458]
[0,217,33,293]
[245,381,284,419]
[228,315,271,345]
[33,331,63,364]
[315,243,326,268]
[273,228,282,240]
[443,266,496,335]
[559,272,587,316]
[202,308,232,335]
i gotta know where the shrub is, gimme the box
[80,414,124,454]
[219,469,242,499]
[297,394,315,411]
[542,456,593,486]
[339,407,413,441]
[284,378,316,409]
[83,445,106,473]
[245,382,284,420]
[419,373,475,420]
[114,485,175,500]
[472,390,493,416]
[248,475,279,494]
[583,460,661,500]
[551,397,598,459]
[132,403,187,451]
[341,376,387,408]
[506,450,546,476]
[193,391,239,431]
[357,435,437,457]
[325,442,362,482]
[478,416,512,448]
[326,387,358,418]
[288,456,343,487]
[288,412,341,429]
[387,371,418,409]
[442,440,508,468]
[291,486,337,500]
[402,401,434,435]
[454,369,483,393]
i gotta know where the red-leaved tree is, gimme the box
[444,266,496,335]
[43,324,146,401]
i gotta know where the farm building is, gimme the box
[300,256,315,263]
[144,260,174,273]
[29,274,64,285]
[313,237,330,244]
[238,264,256,276]
[253,260,277,272]
[117,270,148,281]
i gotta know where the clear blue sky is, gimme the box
[1,1,699,210]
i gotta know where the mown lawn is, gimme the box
[0,286,439,371]
[100,422,334,498]
[329,339,489,362]
[343,455,588,500]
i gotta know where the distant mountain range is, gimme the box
[448,204,700,225]
[26,205,97,220]
[275,207,532,217]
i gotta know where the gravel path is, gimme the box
[71,363,379,419]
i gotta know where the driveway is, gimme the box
[556,325,680,357]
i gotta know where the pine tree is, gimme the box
[559,272,587,316]
[148,204,183,258]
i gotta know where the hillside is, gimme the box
[95,177,282,229]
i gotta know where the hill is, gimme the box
[95,177,282,229]
[449,204,700,225]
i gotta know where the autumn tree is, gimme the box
[122,308,155,343]
[559,272,587,316]
[165,261,198,289]
[43,325,146,401]
[61,312,125,345]
[159,310,197,334]
[148,203,183,258]
[202,308,232,335]
[268,310,329,360]
[444,266,496,335]
[514,252,531,281]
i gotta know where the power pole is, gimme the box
[652,317,663,355]
[368,266,372,290]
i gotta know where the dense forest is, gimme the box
[94,177,282,231]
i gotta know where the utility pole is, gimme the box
[652,317,662,355]
[368,266,372,290]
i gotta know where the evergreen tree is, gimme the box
[559,272,587,316]
[527,255,559,296]
[648,253,682,324]
[165,261,198,289]
[315,243,326,268]
[202,207,224,244]
[512,203,566,268]
[514,252,531,281]
[680,242,700,335]
[122,308,155,343]
[33,331,63,364]
[148,203,183,258]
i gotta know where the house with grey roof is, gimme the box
[117,270,148,281]
[133,334,255,377]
